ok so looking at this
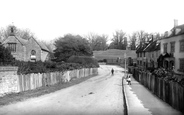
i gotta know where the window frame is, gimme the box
[180,40,184,52]
[170,41,175,53]
[178,58,184,72]
[8,43,16,52]
[163,43,167,53]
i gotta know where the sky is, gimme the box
[0,0,184,43]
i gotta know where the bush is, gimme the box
[0,43,14,65]
[15,59,98,75]
[67,56,99,68]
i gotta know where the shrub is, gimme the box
[67,56,99,68]
[0,43,14,66]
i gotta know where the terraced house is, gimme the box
[0,25,50,62]
[136,36,160,70]
[160,21,184,74]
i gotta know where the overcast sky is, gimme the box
[0,0,184,42]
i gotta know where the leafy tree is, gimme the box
[0,43,14,65]
[54,34,93,62]
[109,30,127,50]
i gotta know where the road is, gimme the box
[0,65,125,115]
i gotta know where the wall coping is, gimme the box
[0,66,18,72]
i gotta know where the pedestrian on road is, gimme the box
[111,68,114,75]
[127,74,131,85]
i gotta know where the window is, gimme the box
[152,53,154,58]
[163,43,167,53]
[179,58,184,72]
[31,50,36,55]
[144,52,145,57]
[140,53,142,57]
[180,40,184,52]
[8,43,16,52]
[170,42,175,53]
[137,53,139,57]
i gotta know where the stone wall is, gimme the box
[0,67,19,97]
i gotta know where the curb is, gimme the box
[122,78,128,115]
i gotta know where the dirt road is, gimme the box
[0,65,125,115]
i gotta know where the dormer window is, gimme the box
[8,43,16,52]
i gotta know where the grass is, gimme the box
[0,74,96,106]
[93,49,136,60]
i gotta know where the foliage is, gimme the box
[0,43,14,65]
[109,30,127,50]
[67,56,99,68]
[15,60,98,75]
[54,34,93,62]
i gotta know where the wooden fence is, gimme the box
[0,68,98,97]
[131,68,184,113]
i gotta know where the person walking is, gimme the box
[111,68,114,75]
[127,74,131,85]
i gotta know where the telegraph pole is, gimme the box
[124,46,127,77]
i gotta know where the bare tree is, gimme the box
[109,30,127,50]
[0,25,34,40]
[85,33,108,51]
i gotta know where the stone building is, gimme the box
[136,36,160,70]
[1,25,50,62]
[160,20,184,74]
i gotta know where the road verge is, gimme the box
[122,78,128,115]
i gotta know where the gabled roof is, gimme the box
[1,35,28,46]
[29,37,49,52]
[1,35,50,52]
[38,41,49,52]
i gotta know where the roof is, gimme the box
[144,40,160,52]
[1,36,28,45]
[37,41,49,52]
[163,24,184,39]
[29,37,49,52]
[1,35,50,52]
[136,43,149,53]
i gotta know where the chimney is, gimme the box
[174,19,178,27]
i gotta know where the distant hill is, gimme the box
[93,49,136,61]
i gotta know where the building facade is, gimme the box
[160,24,184,74]
[1,26,50,62]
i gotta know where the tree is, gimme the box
[86,33,108,51]
[0,43,14,65]
[0,25,34,40]
[109,30,127,50]
[54,34,93,62]
[129,33,137,50]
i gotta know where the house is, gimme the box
[143,39,160,69]
[136,43,147,70]
[136,36,160,70]
[1,25,50,62]
[160,20,184,74]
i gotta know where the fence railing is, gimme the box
[130,67,184,114]
[0,68,98,97]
